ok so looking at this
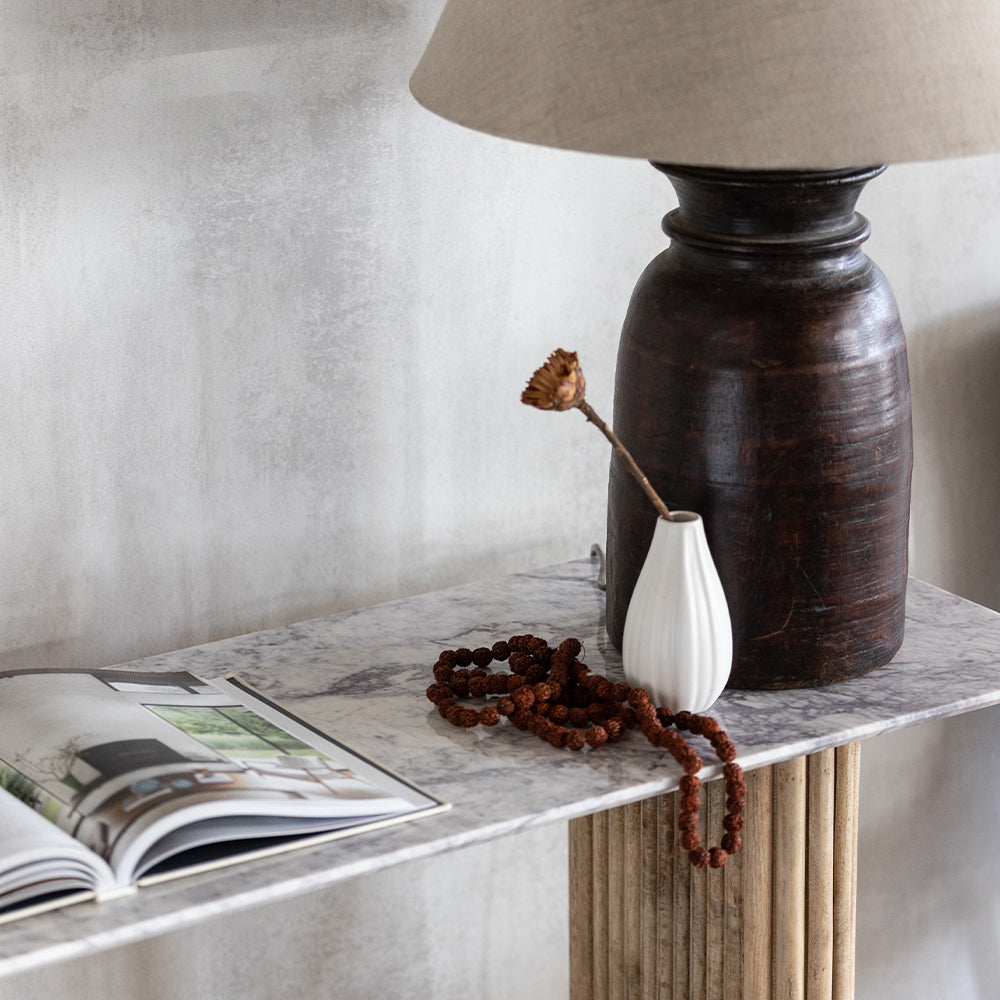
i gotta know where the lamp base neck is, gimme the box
[653,163,886,253]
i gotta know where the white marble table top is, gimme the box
[2,556,998,974]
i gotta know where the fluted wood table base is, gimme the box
[569,743,861,1000]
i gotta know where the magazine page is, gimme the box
[0,784,114,912]
[112,673,445,881]
[0,669,445,884]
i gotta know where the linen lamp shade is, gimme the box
[410,0,1000,169]
[410,0,1000,688]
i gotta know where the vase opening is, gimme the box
[668,511,700,523]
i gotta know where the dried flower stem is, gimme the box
[577,400,672,521]
[521,349,673,521]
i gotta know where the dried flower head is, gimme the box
[521,349,586,411]
[521,348,672,521]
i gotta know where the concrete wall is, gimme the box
[2,2,998,997]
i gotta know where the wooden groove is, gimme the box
[832,744,861,1000]
[657,792,675,1000]
[806,749,836,1000]
[772,756,807,1000]
[592,810,610,1000]
[624,801,643,999]
[608,806,626,1000]
[705,776,725,1000]
[640,798,660,999]
[673,789,691,1000]
[689,794,707,1000]
[568,814,594,1000]
[722,799,745,1000]
[742,765,773,1000]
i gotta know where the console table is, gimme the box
[0,557,997,1000]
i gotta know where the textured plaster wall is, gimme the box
[855,159,1000,1000]
[1,2,999,998]
[1,0,661,678]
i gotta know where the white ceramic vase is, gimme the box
[621,512,733,714]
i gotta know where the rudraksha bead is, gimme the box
[678,813,699,834]
[558,637,582,657]
[681,831,701,851]
[605,718,624,741]
[549,704,569,724]
[511,687,535,709]
[425,682,452,704]
[689,848,711,868]
[708,848,728,869]
[680,794,701,814]
[585,726,608,748]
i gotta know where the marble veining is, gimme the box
[0,557,998,974]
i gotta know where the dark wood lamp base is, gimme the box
[606,165,912,689]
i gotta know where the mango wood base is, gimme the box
[569,743,861,1000]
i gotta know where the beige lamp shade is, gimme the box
[411,0,1000,168]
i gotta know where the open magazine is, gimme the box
[0,668,447,920]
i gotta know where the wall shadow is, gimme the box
[907,302,1000,610]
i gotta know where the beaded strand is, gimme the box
[426,634,746,869]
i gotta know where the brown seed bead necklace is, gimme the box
[426,634,746,869]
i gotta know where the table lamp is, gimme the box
[409,0,1000,689]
